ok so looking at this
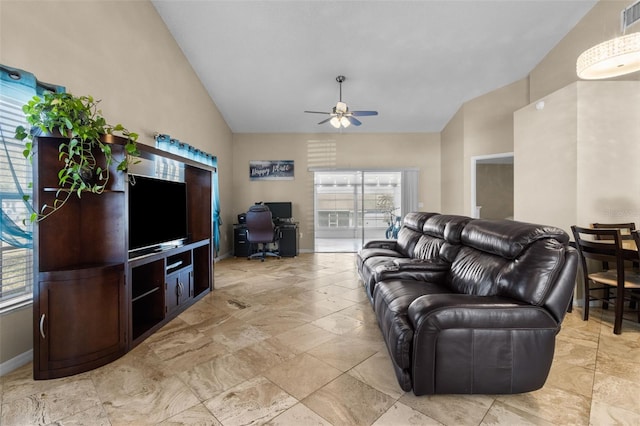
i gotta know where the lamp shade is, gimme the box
[330,117,341,128]
[577,32,640,79]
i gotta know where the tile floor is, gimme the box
[1,253,640,425]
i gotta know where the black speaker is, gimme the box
[237,213,246,224]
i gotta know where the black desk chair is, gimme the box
[245,204,281,261]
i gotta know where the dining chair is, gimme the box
[591,222,637,267]
[592,222,639,309]
[571,225,640,334]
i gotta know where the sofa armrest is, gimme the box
[408,294,558,331]
[371,259,449,287]
[363,239,398,250]
[407,294,560,395]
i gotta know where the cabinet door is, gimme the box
[35,264,126,380]
[165,271,180,315]
[181,268,193,300]
[166,268,192,315]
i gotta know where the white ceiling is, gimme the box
[152,0,597,134]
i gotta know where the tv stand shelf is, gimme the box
[31,135,215,380]
[131,287,159,303]
[129,239,211,346]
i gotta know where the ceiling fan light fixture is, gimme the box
[577,32,640,79]
[304,75,378,128]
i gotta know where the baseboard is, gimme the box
[0,349,32,377]
[214,252,233,262]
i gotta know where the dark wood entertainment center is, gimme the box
[32,135,215,380]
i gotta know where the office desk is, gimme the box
[234,222,299,257]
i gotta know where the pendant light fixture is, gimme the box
[577,2,640,80]
[576,32,640,79]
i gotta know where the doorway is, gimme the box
[470,153,514,219]
[314,170,403,252]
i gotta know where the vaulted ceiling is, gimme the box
[152,0,597,134]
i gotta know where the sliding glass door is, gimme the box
[314,170,403,252]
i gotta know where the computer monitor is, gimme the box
[264,202,292,220]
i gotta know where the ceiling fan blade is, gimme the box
[351,110,378,117]
[317,117,333,125]
[347,116,362,126]
[304,110,331,114]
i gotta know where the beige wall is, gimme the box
[462,79,528,215]
[231,133,441,251]
[514,83,578,232]
[0,1,233,366]
[576,82,640,227]
[515,82,640,234]
[440,79,527,215]
[440,108,465,214]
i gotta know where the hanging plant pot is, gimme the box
[79,165,97,186]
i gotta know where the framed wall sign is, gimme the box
[249,160,294,181]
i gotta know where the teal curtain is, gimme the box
[1,64,65,95]
[0,64,65,249]
[212,156,221,256]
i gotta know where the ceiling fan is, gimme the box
[305,75,378,128]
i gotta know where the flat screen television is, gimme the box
[264,202,292,220]
[128,175,188,256]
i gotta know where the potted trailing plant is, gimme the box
[15,92,140,222]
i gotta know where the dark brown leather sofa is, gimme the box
[357,213,577,395]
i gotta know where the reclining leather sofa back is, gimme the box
[357,212,438,299]
[447,220,575,323]
[413,214,470,260]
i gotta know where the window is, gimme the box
[0,65,64,312]
[313,170,404,252]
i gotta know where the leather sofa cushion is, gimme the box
[448,237,570,310]
[370,259,449,297]
[403,212,439,232]
[412,234,444,260]
[360,255,408,299]
[461,219,569,260]
[395,227,424,257]
[357,246,402,274]
[422,214,472,244]
[374,280,450,370]
[448,246,507,296]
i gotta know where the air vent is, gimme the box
[622,1,640,31]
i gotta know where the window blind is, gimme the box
[0,65,64,312]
